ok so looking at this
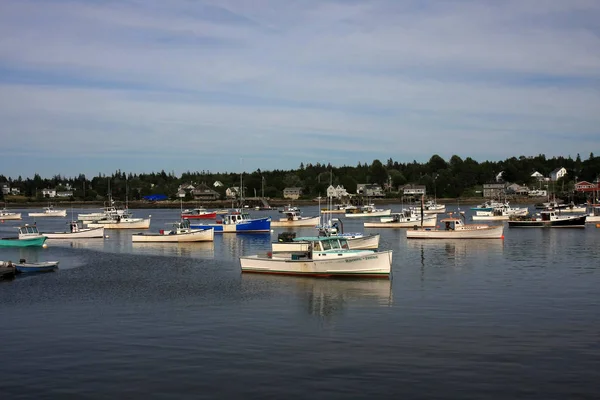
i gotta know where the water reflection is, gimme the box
[242,274,393,318]
[221,232,272,258]
[131,241,215,259]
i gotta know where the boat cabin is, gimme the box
[221,212,250,225]
[18,224,42,238]
[282,211,302,221]
[440,218,464,231]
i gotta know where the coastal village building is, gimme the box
[506,183,529,196]
[56,191,74,198]
[191,183,220,201]
[226,187,240,199]
[531,171,545,181]
[400,184,426,197]
[356,183,384,197]
[483,183,505,198]
[495,171,504,182]
[326,185,348,199]
[550,167,567,181]
[283,187,303,200]
[42,188,57,198]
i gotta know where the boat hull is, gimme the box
[271,216,321,227]
[87,218,151,229]
[132,228,214,242]
[364,216,437,228]
[14,261,59,273]
[240,250,392,278]
[0,212,22,220]
[508,215,587,228]
[190,217,271,233]
[344,209,392,218]
[0,236,47,247]
[44,227,105,239]
[181,213,217,220]
[28,210,67,217]
[406,225,504,239]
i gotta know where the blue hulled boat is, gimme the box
[190,211,271,233]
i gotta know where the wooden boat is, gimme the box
[190,211,271,233]
[406,214,504,239]
[344,204,392,218]
[364,209,437,228]
[13,259,59,273]
[271,211,321,227]
[240,236,392,278]
[181,207,217,220]
[132,220,214,243]
[28,205,67,217]
[43,221,105,239]
[86,212,151,229]
[0,207,22,220]
[508,210,586,228]
[0,225,47,247]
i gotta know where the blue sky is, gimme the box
[1,0,599,179]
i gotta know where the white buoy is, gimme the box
[105,235,110,238]
[42,243,48,248]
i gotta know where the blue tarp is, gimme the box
[143,194,168,201]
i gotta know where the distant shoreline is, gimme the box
[3,196,553,209]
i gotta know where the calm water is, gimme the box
[1,204,599,399]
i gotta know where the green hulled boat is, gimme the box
[0,225,47,248]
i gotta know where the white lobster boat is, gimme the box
[0,208,21,220]
[132,220,214,243]
[28,205,67,218]
[412,200,446,214]
[43,221,105,239]
[240,236,392,278]
[407,214,504,239]
[272,231,380,252]
[344,204,391,218]
[271,211,321,227]
[86,212,151,229]
[364,209,437,228]
[472,203,528,221]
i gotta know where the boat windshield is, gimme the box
[321,239,332,250]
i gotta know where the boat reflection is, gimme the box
[131,241,215,259]
[407,238,505,271]
[242,274,393,318]
[220,232,272,258]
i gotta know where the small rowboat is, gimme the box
[12,259,59,273]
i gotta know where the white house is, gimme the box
[56,191,73,198]
[42,188,57,198]
[356,184,384,197]
[550,167,567,181]
[213,181,224,188]
[531,171,545,181]
[226,187,240,199]
[401,184,426,196]
[283,187,303,200]
[495,171,504,182]
[1,183,9,195]
[326,185,348,199]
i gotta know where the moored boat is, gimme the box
[132,220,214,242]
[508,210,586,228]
[190,211,271,233]
[240,236,392,278]
[406,214,504,239]
[344,204,392,218]
[0,225,47,247]
[272,231,380,252]
[412,200,446,214]
[0,207,22,220]
[587,205,600,223]
[43,221,105,239]
[86,212,151,229]
[364,209,437,228]
[28,205,67,218]
[181,207,217,220]
[13,259,59,273]
[271,211,321,227]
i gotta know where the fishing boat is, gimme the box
[189,210,271,233]
[12,259,59,273]
[85,211,151,229]
[508,210,586,228]
[132,220,214,243]
[316,218,380,249]
[406,213,504,239]
[28,205,67,217]
[272,228,380,252]
[0,225,47,247]
[240,236,392,278]
[412,200,446,214]
[344,204,392,218]
[180,207,217,220]
[364,209,437,228]
[43,221,105,239]
[472,203,529,221]
[321,203,353,214]
[0,205,22,220]
[77,203,127,221]
[271,210,321,227]
[587,205,600,223]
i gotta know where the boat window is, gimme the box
[322,240,332,250]
[339,239,349,249]
[330,240,341,250]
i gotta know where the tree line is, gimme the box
[1,153,599,202]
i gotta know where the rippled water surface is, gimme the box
[1,205,599,399]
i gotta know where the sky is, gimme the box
[1,0,599,179]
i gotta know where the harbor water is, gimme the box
[1,204,599,399]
